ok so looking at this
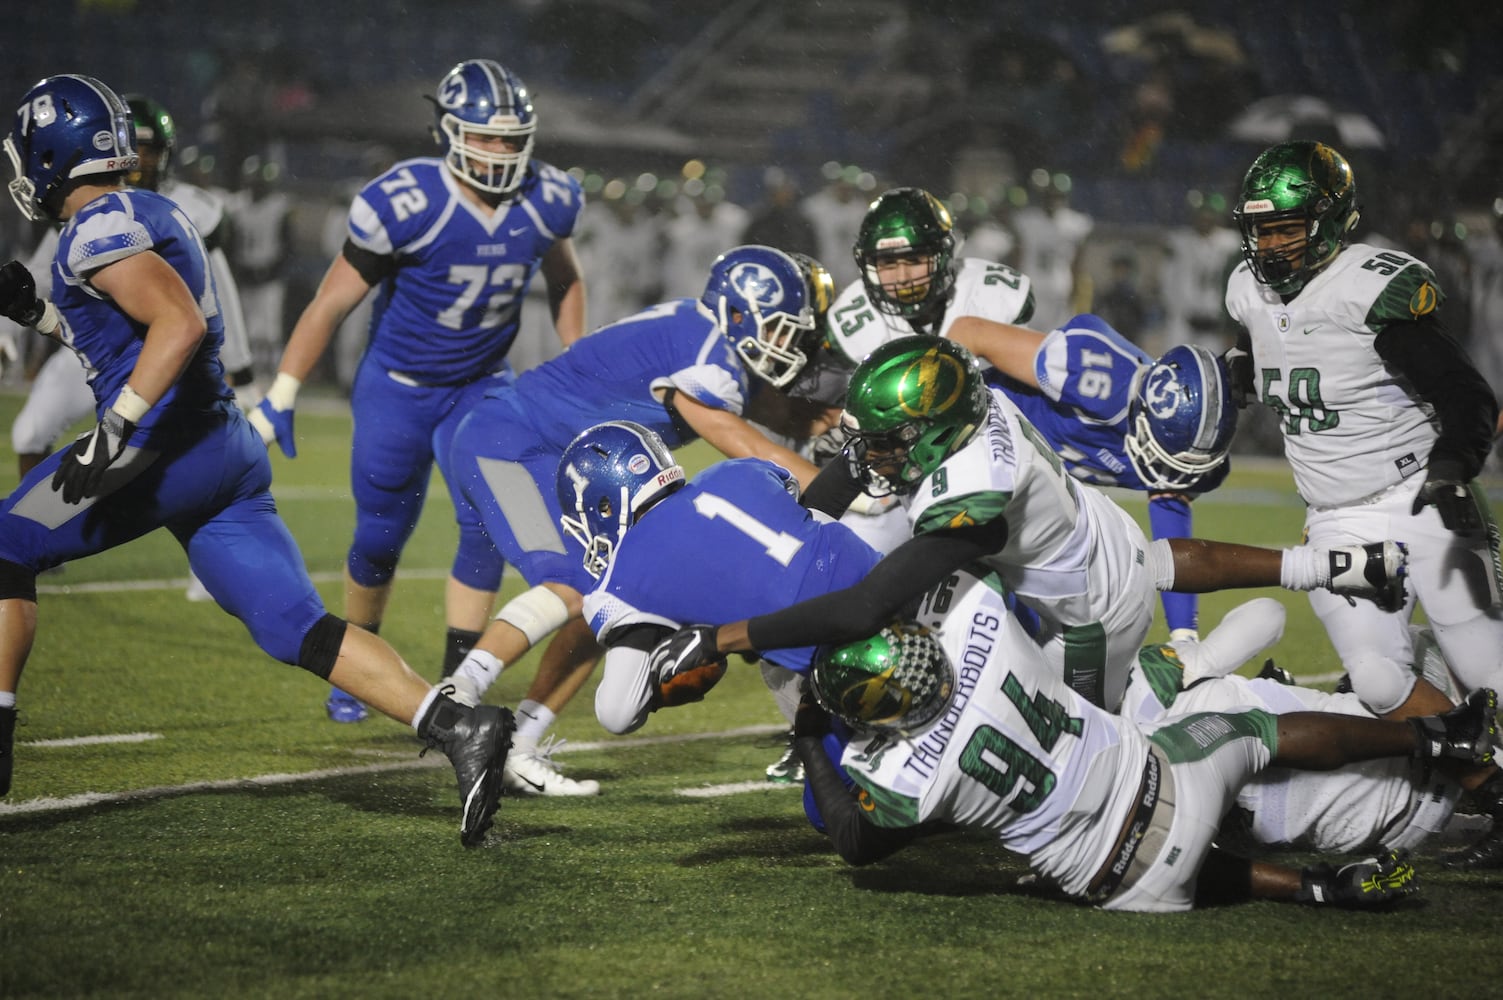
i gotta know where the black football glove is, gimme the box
[1409,688,1498,766]
[52,408,135,504]
[1294,849,1417,907]
[1326,541,1408,613]
[1411,456,1483,535]
[649,625,721,686]
[0,260,46,327]
[1220,344,1256,408]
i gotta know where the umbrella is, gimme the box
[1227,94,1387,149]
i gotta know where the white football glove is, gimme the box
[1326,541,1409,612]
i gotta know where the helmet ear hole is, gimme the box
[556,421,686,580]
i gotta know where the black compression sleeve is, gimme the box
[745,519,1007,651]
[794,736,922,865]
[656,386,698,442]
[800,457,863,518]
[601,621,673,652]
[342,238,397,286]
[1374,313,1499,478]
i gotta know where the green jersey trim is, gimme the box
[849,773,921,828]
[1134,644,1187,713]
[1363,259,1444,333]
[914,491,1010,535]
[1148,708,1278,764]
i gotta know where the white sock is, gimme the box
[411,686,442,732]
[455,650,504,697]
[0,691,15,709]
[513,699,555,753]
[1279,546,1327,591]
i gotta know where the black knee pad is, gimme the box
[297,614,348,680]
[0,559,37,603]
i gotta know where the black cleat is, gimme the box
[1257,659,1296,686]
[421,697,515,847]
[1442,822,1503,870]
[0,704,14,797]
[1409,688,1498,766]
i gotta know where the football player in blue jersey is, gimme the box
[440,245,866,795]
[555,420,883,737]
[0,74,513,846]
[249,59,588,723]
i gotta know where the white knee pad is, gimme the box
[494,585,571,646]
[1344,652,1419,716]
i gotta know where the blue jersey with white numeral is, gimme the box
[52,188,232,438]
[347,156,582,383]
[493,298,752,451]
[585,458,884,674]
[995,315,1229,495]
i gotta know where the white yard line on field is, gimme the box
[23,732,161,748]
[37,567,450,596]
[0,723,789,816]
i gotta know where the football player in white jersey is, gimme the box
[1225,141,1503,865]
[824,188,1227,647]
[795,570,1494,912]
[1122,598,1484,859]
[648,337,1409,717]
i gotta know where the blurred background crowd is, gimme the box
[4,0,1502,434]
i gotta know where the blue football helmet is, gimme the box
[701,245,818,387]
[1124,344,1237,492]
[557,421,686,579]
[5,74,137,222]
[430,59,536,195]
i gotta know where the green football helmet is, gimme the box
[123,93,176,192]
[811,621,955,735]
[1232,141,1359,295]
[853,187,958,328]
[841,335,988,496]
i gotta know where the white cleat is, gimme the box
[502,737,600,797]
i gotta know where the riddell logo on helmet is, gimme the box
[1242,199,1275,213]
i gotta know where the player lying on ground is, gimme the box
[794,569,1495,911]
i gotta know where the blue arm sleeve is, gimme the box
[1148,492,1197,635]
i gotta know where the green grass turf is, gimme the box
[2,387,1502,999]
